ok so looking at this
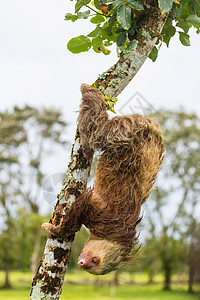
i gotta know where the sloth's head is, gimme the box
[78,238,132,275]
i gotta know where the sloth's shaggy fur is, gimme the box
[42,84,164,275]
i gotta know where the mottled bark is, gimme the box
[30,6,168,300]
[30,135,93,299]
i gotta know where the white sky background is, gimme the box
[0,0,200,213]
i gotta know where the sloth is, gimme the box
[42,84,164,275]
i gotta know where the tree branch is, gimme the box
[95,7,167,96]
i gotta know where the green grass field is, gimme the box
[0,271,198,300]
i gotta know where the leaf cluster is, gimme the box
[65,0,144,55]
[149,0,200,61]
[65,0,200,60]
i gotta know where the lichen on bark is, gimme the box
[95,8,167,97]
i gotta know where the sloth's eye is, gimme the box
[91,257,99,265]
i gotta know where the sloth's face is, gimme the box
[78,250,100,274]
[78,238,127,275]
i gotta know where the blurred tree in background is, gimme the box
[0,106,68,287]
[142,109,200,291]
[0,106,199,293]
[187,220,200,293]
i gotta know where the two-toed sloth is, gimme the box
[42,84,164,275]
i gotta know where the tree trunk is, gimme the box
[110,270,119,299]
[30,6,168,300]
[30,137,93,299]
[148,267,155,284]
[3,260,11,289]
[112,270,119,286]
[31,233,41,276]
[95,8,168,96]
[188,263,195,293]
[163,268,172,291]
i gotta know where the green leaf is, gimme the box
[126,0,143,10]
[77,10,91,19]
[111,26,121,42]
[92,36,110,54]
[186,14,200,28]
[90,15,105,24]
[92,36,102,53]
[101,0,112,3]
[88,26,101,37]
[173,5,182,18]
[176,20,190,33]
[65,13,79,22]
[117,32,127,46]
[94,0,100,9]
[117,5,132,30]
[163,35,171,47]
[101,26,119,42]
[67,35,92,53]
[101,27,112,40]
[128,25,136,36]
[105,98,117,113]
[112,0,123,10]
[162,17,174,46]
[75,0,91,13]
[108,10,117,32]
[158,0,174,12]
[65,11,90,22]
[166,25,176,37]
[104,40,113,46]
[178,32,190,46]
[116,28,126,33]
[100,43,111,55]
[148,46,158,62]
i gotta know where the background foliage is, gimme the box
[0,106,199,295]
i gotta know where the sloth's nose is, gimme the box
[78,259,86,268]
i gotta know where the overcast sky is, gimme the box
[1,1,200,121]
[1,0,199,213]
[1,1,200,155]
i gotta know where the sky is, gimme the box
[0,0,200,212]
[1,1,200,121]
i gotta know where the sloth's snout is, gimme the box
[78,259,86,268]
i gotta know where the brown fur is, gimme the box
[42,84,164,274]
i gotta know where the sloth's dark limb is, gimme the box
[42,190,93,238]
